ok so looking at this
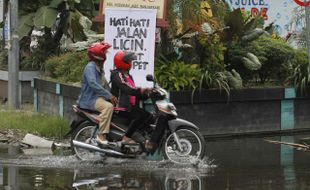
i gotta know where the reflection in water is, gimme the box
[281,136,296,190]
[34,173,44,188]
[72,169,204,190]
[6,145,19,190]
[1,134,310,189]
[0,142,209,190]
[164,172,202,190]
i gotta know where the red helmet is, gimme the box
[114,50,137,70]
[87,42,111,62]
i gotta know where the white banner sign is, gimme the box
[104,8,157,88]
[0,0,3,23]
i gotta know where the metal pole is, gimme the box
[1,0,6,51]
[8,0,19,109]
[2,0,5,48]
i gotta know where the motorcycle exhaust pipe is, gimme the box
[72,140,125,156]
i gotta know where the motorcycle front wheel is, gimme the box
[163,126,206,164]
[71,122,103,161]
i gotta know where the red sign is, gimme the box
[294,0,310,6]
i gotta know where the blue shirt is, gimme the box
[77,61,112,110]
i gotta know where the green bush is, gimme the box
[254,37,295,83]
[227,36,296,85]
[155,56,201,91]
[43,50,88,83]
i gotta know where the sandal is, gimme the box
[96,135,108,145]
[144,140,155,150]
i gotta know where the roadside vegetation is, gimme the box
[0,105,68,139]
[0,0,308,94]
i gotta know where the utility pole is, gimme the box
[7,0,19,109]
[0,0,4,48]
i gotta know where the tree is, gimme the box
[19,0,92,48]
[17,0,96,70]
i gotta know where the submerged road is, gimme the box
[0,133,310,189]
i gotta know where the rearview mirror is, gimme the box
[146,74,154,82]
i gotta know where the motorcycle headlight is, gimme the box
[167,103,176,111]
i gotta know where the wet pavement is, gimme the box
[1,134,310,189]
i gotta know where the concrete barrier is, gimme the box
[0,70,41,103]
[32,78,310,137]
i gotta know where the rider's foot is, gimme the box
[121,136,137,144]
[96,134,108,145]
[145,140,156,151]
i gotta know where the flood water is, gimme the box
[1,134,310,189]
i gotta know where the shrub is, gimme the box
[287,49,309,93]
[155,56,201,91]
[227,36,296,84]
[43,50,88,83]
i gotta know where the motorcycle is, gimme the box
[66,75,206,164]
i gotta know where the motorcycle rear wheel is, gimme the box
[163,126,206,164]
[71,122,103,161]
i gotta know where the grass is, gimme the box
[0,104,69,140]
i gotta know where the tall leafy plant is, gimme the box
[155,56,201,91]
[200,70,230,92]
[287,49,309,94]
[292,64,310,95]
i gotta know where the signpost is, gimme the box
[93,0,167,27]
[103,0,164,20]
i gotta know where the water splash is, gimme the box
[0,154,215,175]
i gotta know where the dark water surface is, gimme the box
[1,134,310,189]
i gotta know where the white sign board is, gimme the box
[0,0,3,23]
[226,0,302,37]
[104,8,157,87]
[103,0,165,19]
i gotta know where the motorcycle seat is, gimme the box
[75,105,101,115]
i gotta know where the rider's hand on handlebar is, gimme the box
[109,96,118,106]
[142,88,152,96]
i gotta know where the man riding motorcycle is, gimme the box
[77,42,118,145]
